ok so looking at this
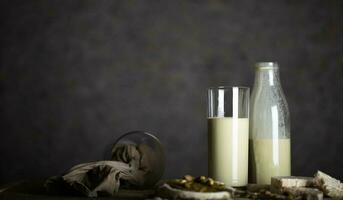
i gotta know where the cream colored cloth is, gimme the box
[45,144,155,197]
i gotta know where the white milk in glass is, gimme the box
[208,117,249,186]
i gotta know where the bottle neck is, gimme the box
[254,63,281,87]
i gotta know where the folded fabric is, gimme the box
[45,144,155,197]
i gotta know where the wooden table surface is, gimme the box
[0,180,153,200]
[0,180,332,200]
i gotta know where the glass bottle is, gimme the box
[249,62,291,184]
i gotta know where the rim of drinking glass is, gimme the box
[112,130,165,186]
[113,130,164,148]
[208,86,250,90]
[103,130,165,161]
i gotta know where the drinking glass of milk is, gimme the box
[207,86,250,187]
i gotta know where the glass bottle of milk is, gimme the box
[249,62,291,184]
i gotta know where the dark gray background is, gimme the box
[1,0,342,185]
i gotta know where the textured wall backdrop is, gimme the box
[1,0,343,184]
